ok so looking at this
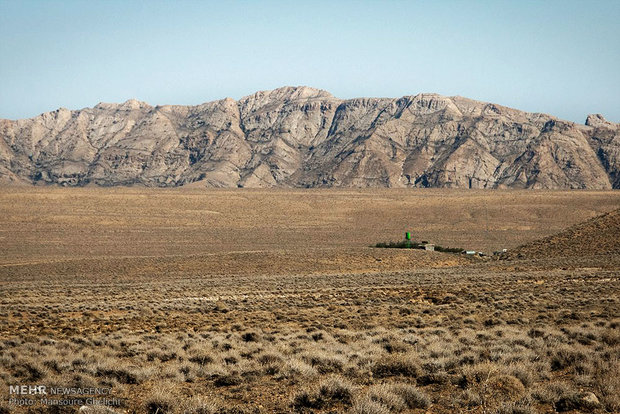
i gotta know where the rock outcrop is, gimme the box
[584,114,620,188]
[1,86,618,188]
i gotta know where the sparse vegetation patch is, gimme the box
[0,189,618,412]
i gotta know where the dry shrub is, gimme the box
[183,396,218,414]
[257,352,282,365]
[371,354,421,378]
[302,351,346,374]
[365,384,406,412]
[375,337,408,354]
[360,382,430,413]
[460,363,526,411]
[213,372,243,387]
[95,363,148,385]
[144,385,176,414]
[350,397,391,414]
[241,331,259,342]
[279,359,317,380]
[292,376,354,410]
[389,383,431,409]
[292,388,322,410]
[318,376,355,405]
[461,362,501,386]
[508,365,535,388]
[530,382,572,404]
[601,329,620,346]
[462,388,484,408]
[10,358,47,381]
[493,402,536,414]
[550,345,588,371]
[188,350,214,365]
[592,359,620,411]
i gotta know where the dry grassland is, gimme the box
[0,188,619,414]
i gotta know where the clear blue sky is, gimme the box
[1,0,619,123]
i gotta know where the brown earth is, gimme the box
[506,208,620,260]
[0,188,619,414]
[1,187,619,265]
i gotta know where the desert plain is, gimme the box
[0,188,619,414]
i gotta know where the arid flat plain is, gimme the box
[1,188,619,413]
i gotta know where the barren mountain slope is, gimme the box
[586,114,620,188]
[1,86,618,188]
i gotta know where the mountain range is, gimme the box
[1,86,618,188]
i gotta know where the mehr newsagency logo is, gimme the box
[8,385,121,408]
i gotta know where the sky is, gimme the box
[0,0,619,123]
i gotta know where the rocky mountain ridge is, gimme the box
[1,86,618,188]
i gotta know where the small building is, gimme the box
[425,244,435,251]
[465,250,476,255]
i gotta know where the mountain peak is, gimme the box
[586,114,615,128]
[120,99,151,110]
[94,99,151,111]
[241,86,334,102]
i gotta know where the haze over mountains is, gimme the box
[1,86,618,189]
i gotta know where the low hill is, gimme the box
[505,208,620,260]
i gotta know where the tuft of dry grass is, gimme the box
[292,376,355,411]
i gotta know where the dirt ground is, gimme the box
[1,187,619,264]
[0,188,619,414]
